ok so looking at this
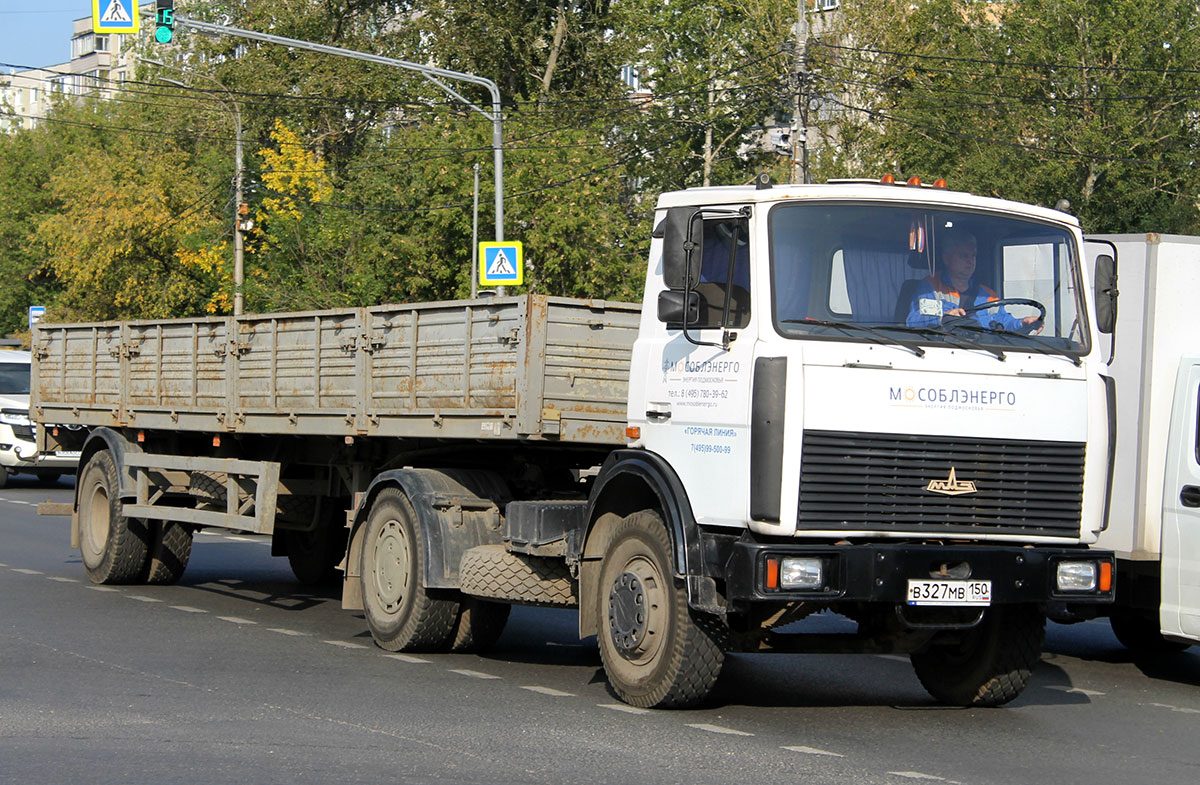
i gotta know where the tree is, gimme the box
[818,0,1200,233]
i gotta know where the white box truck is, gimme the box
[1085,233,1200,653]
[34,179,1117,708]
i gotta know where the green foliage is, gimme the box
[820,0,1200,233]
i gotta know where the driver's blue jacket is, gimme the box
[905,273,1024,330]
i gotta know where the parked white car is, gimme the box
[0,349,77,487]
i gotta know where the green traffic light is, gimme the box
[155,26,174,43]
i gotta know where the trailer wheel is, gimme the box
[910,604,1045,707]
[143,521,193,585]
[1109,608,1191,655]
[596,510,725,709]
[449,597,511,653]
[77,450,150,584]
[360,488,459,651]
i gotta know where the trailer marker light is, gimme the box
[212,435,221,447]
[1056,561,1098,592]
[1099,561,1113,592]
[137,431,145,443]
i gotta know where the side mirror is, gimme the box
[657,289,702,325]
[661,207,703,290]
[1094,253,1118,335]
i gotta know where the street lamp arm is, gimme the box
[172,13,504,242]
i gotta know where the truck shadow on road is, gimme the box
[1044,620,1200,688]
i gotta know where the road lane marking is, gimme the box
[1148,702,1200,714]
[890,773,945,781]
[783,745,846,757]
[323,640,368,650]
[521,686,575,697]
[686,723,753,737]
[876,654,909,663]
[127,595,162,603]
[382,653,431,664]
[1046,685,1105,697]
[598,703,650,715]
[268,628,307,636]
[13,568,43,575]
[450,669,501,680]
[46,576,78,583]
[170,605,208,613]
[217,616,257,625]
[86,586,119,592]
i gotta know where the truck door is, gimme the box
[1162,360,1200,640]
[641,212,757,527]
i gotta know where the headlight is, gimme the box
[0,408,30,427]
[766,556,828,591]
[1056,561,1098,592]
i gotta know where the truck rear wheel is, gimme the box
[283,509,346,586]
[360,488,459,651]
[596,510,725,709]
[910,604,1045,707]
[144,521,193,585]
[1109,608,1191,655]
[77,450,150,584]
[449,597,511,653]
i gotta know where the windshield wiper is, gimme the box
[782,318,925,358]
[948,323,1082,366]
[890,324,1006,362]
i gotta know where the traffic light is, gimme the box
[154,0,175,44]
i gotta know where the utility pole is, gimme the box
[791,0,811,185]
[141,57,245,314]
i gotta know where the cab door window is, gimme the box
[695,218,751,329]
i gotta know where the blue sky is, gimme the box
[0,5,93,71]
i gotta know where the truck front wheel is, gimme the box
[360,488,459,651]
[596,510,725,709]
[910,604,1045,707]
[1109,608,1191,655]
[77,450,150,584]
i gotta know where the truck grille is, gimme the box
[798,430,1085,538]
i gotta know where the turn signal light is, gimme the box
[1099,561,1113,592]
[626,426,641,440]
[765,557,780,590]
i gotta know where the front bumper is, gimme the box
[724,541,1115,606]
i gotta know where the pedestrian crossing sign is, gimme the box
[93,0,139,34]
[479,241,524,286]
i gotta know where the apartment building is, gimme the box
[1,3,154,132]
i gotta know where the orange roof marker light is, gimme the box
[880,174,896,184]
[907,176,922,186]
[933,178,948,189]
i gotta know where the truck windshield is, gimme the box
[770,203,1088,356]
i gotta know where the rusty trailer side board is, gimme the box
[31,295,639,446]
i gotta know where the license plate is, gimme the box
[906,579,992,606]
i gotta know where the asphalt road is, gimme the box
[2,478,1199,785]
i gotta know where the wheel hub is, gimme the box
[608,571,648,656]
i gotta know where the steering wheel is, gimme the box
[944,297,1046,335]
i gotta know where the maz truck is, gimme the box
[33,179,1115,709]
[1080,233,1200,655]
